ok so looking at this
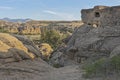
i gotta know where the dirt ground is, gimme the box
[0,58,119,80]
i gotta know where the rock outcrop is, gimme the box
[50,24,120,66]
[49,6,120,67]
[13,34,41,57]
[0,33,42,64]
[0,33,86,80]
[0,33,52,80]
[82,6,120,27]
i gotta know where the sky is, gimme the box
[0,0,120,20]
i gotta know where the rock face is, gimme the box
[81,6,120,27]
[67,25,120,62]
[50,24,120,66]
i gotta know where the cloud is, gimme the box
[43,10,76,20]
[0,6,13,10]
[43,10,57,15]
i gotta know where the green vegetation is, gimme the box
[0,27,8,33]
[83,58,106,77]
[111,56,120,70]
[40,29,69,49]
[83,56,120,78]
[25,35,40,40]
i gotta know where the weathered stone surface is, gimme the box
[0,33,44,64]
[50,24,120,66]
[13,34,41,57]
[49,52,66,66]
[0,33,87,80]
[81,6,120,27]
[110,45,120,58]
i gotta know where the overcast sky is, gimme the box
[0,0,119,20]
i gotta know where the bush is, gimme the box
[40,29,69,49]
[83,58,106,77]
[0,27,8,33]
[83,56,120,78]
[111,56,120,70]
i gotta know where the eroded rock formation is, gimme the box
[0,33,42,63]
[49,5,120,67]
[0,20,83,35]
[0,33,84,80]
[81,5,120,27]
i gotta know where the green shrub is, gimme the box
[0,27,8,33]
[83,58,106,77]
[40,29,69,49]
[83,56,120,78]
[111,56,120,70]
